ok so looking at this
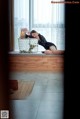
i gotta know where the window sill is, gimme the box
[9,51,64,56]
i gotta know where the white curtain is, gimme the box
[14,0,29,51]
[14,0,65,51]
[51,1,65,50]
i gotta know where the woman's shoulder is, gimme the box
[39,34,47,41]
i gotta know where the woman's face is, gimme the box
[31,32,38,38]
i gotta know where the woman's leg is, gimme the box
[49,46,64,54]
[44,50,64,55]
[44,50,53,54]
[49,45,57,51]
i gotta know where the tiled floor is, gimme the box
[10,72,64,119]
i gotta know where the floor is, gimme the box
[10,72,64,119]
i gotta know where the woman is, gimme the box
[29,30,64,55]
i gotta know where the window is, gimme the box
[13,0,65,51]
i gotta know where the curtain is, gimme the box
[51,1,65,50]
[14,0,29,51]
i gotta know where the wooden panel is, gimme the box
[9,55,64,72]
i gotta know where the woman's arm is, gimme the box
[25,34,34,38]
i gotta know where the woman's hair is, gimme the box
[30,30,37,35]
